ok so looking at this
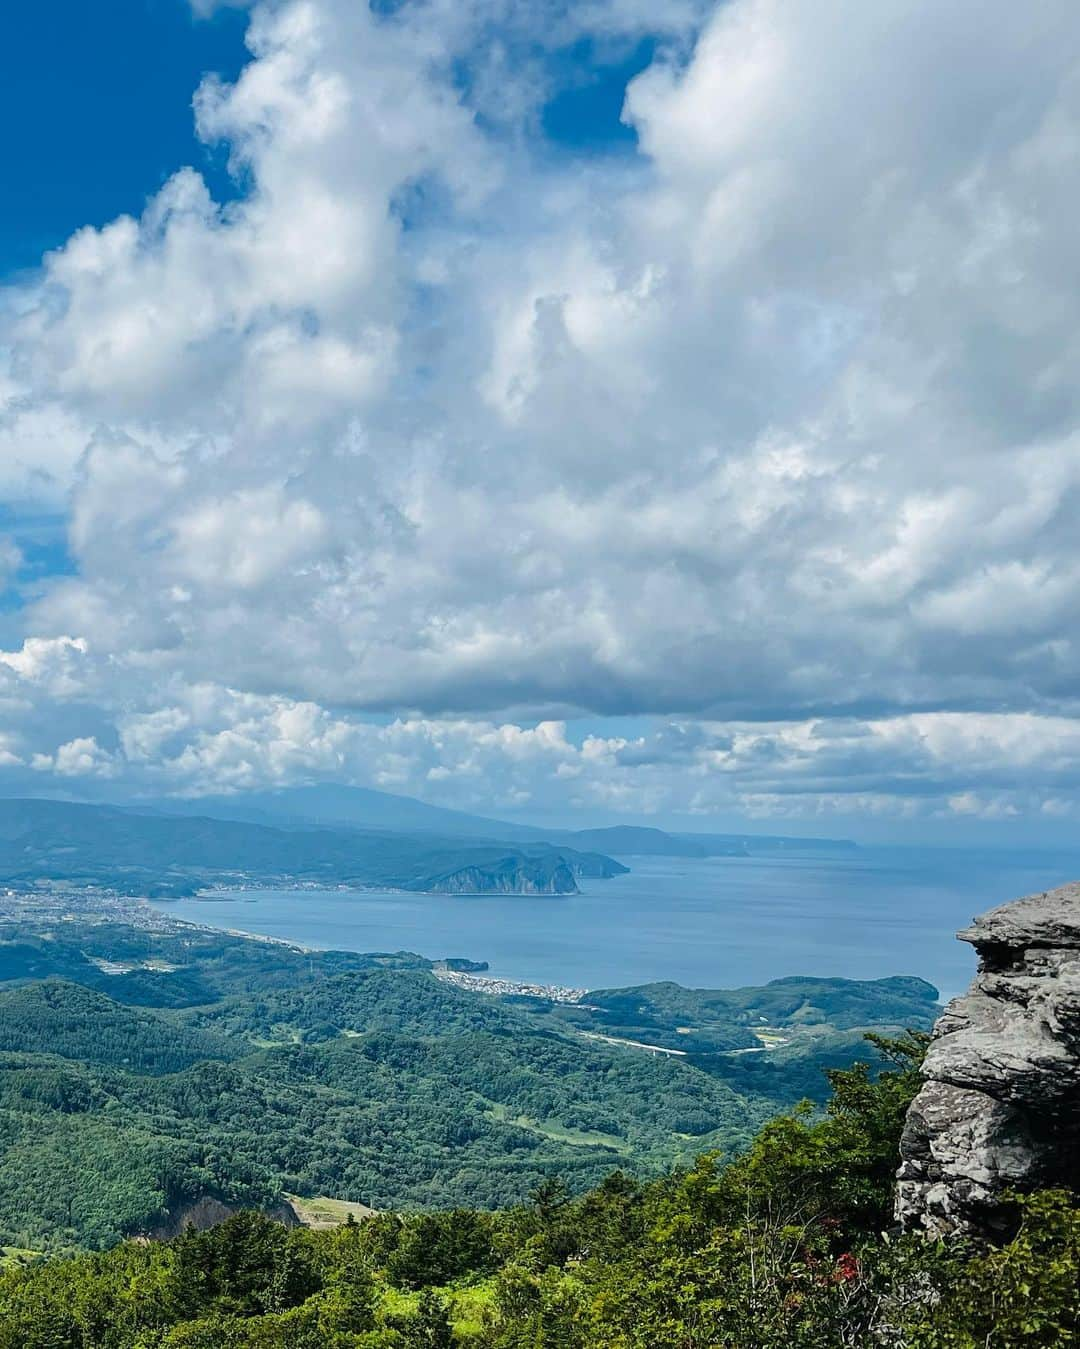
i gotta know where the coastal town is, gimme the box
[432,966,588,1003]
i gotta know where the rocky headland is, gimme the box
[896,881,1080,1238]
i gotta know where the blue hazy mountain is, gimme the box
[0,798,626,897]
[141,784,854,857]
[143,783,552,841]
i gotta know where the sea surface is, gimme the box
[150,847,1080,1000]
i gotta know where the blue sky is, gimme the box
[0,4,246,626]
[0,4,655,279]
[1,0,1079,842]
[1,3,249,278]
[0,1,655,618]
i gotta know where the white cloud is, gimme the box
[0,637,90,697]
[0,640,1078,827]
[170,487,327,591]
[2,0,1080,826]
[31,736,117,779]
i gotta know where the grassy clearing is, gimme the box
[286,1194,377,1228]
[0,1246,40,1270]
[486,1103,629,1153]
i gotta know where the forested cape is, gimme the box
[2,1038,1078,1347]
[0,799,627,896]
[0,909,941,1253]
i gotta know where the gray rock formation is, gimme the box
[140,1195,300,1240]
[896,882,1080,1239]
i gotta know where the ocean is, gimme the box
[149,846,1080,1000]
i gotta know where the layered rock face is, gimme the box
[896,882,1080,1238]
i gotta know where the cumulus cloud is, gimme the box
[31,736,117,779]
[0,635,1078,828]
[0,636,90,697]
[2,0,1080,828]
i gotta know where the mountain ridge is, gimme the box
[110,784,857,857]
[0,798,625,897]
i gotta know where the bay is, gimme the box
[150,846,1080,1000]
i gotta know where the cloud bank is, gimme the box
[2,0,1080,833]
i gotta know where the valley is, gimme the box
[0,883,940,1255]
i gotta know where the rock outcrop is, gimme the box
[140,1195,300,1241]
[430,857,580,895]
[896,882,1080,1239]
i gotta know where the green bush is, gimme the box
[2,1032,1077,1348]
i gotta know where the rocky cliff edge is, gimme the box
[896,882,1080,1238]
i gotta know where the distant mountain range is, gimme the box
[0,787,855,899]
[136,783,857,859]
[0,798,626,898]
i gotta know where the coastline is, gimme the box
[151,898,583,999]
[145,893,590,999]
[140,849,1010,995]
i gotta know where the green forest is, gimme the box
[2,1037,1077,1347]
[0,908,940,1253]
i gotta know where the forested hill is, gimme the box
[0,905,939,1254]
[0,798,626,896]
[2,1036,1077,1347]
